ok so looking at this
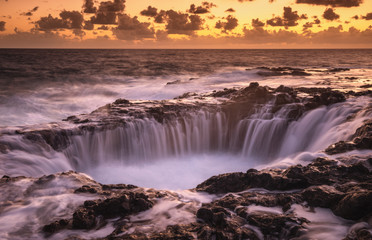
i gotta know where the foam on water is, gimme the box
[291,204,353,240]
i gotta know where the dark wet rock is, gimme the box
[275,93,295,105]
[297,87,332,94]
[328,68,350,72]
[42,219,70,235]
[232,82,273,103]
[196,165,310,194]
[196,207,214,224]
[256,67,311,77]
[0,143,9,153]
[35,174,56,184]
[344,222,372,240]
[237,209,308,239]
[74,185,100,194]
[146,107,165,123]
[175,92,197,99]
[114,98,131,105]
[304,90,346,110]
[197,157,372,225]
[302,185,344,208]
[333,191,372,220]
[325,141,356,155]
[72,208,97,229]
[23,129,72,151]
[326,120,372,154]
[275,85,294,94]
[210,88,237,98]
[42,189,154,234]
[345,77,358,80]
[166,80,182,85]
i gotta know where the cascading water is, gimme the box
[0,96,370,189]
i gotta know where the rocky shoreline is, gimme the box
[1,155,371,239]
[0,83,371,239]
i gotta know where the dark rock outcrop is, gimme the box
[197,157,372,221]
[326,120,372,154]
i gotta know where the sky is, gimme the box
[0,0,371,48]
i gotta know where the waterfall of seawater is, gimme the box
[0,97,370,189]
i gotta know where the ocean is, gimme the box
[1,49,371,126]
[0,49,371,239]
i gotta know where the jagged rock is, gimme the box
[43,192,154,233]
[236,208,308,239]
[72,208,96,229]
[344,222,372,240]
[360,84,372,88]
[23,129,72,151]
[325,141,356,155]
[196,207,214,224]
[275,85,294,94]
[166,80,182,85]
[210,88,237,98]
[333,191,372,220]
[301,185,344,208]
[326,120,372,154]
[275,93,294,105]
[114,98,131,105]
[232,82,273,103]
[328,68,350,72]
[74,185,100,194]
[42,219,70,235]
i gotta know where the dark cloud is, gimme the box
[0,21,5,31]
[215,15,238,32]
[72,29,86,38]
[165,10,204,35]
[267,7,307,28]
[252,18,265,28]
[98,0,125,12]
[154,10,166,23]
[21,6,39,17]
[36,15,69,30]
[140,6,158,17]
[59,10,84,29]
[188,2,216,14]
[83,21,94,30]
[352,15,359,20]
[303,18,321,30]
[296,0,362,8]
[83,0,97,14]
[91,11,117,25]
[90,0,126,25]
[98,25,109,30]
[36,11,85,35]
[113,14,154,40]
[362,13,372,20]
[323,8,339,21]
[225,8,235,13]
[303,22,313,30]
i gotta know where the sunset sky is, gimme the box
[0,0,371,48]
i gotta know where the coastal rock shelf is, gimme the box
[1,156,371,239]
[0,83,371,239]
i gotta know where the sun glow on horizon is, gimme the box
[0,0,371,48]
